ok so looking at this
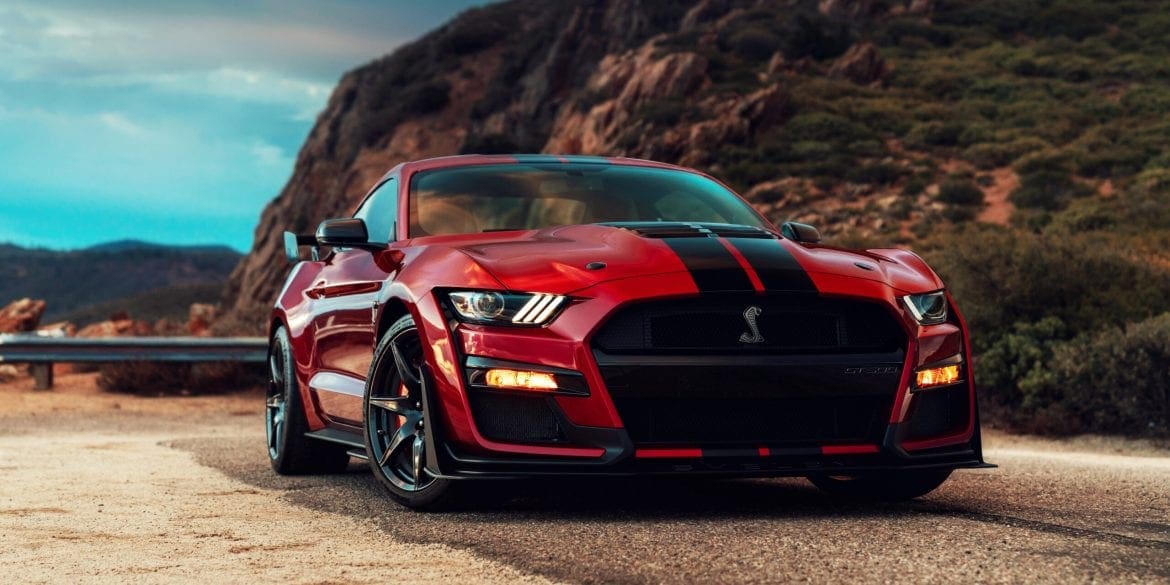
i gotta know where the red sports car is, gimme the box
[266,154,988,509]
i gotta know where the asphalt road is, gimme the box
[3,379,1168,583]
[185,437,1170,583]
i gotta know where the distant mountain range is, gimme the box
[84,239,239,255]
[0,241,241,325]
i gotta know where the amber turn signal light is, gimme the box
[915,364,961,389]
[484,368,558,391]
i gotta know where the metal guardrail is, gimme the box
[0,335,268,390]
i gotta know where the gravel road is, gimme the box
[2,373,1168,584]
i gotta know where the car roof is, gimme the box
[382,154,706,182]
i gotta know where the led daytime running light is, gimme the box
[511,294,564,324]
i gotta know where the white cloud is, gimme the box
[98,111,145,137]
[251,140,290,168]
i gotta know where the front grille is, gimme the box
[600,361,898,445]
[468,392,567,444]
[613,395,891,445]
[905,385,970,440]
[592,295,905,354]
[593,294,906,447]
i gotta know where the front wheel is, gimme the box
[363,315,458,510]
[808,469,952,501]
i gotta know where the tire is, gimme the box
[266,326,351,474]
[363,314,458,510]
[808,469,953,501]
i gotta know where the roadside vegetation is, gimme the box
[639,0,1170,436]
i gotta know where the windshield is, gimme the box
[408,163,768,237]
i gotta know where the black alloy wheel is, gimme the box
[267,326,351,474]
[265,350,287,461]
[364,315,455,509]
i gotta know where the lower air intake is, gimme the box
[905,385,970,440]
[468,391,567,444]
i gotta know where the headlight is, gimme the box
[902,291,947,325]
[445,291,567,325]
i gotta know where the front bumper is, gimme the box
[418,286,985,477]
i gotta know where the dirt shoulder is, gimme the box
[0,373,555,585]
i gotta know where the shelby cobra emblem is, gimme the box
[738,305,765,344]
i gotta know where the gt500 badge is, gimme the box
[844,367,899,375]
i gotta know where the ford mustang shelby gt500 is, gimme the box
[267,154,988,509]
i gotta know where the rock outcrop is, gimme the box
[0,298,46,333]
[827,42,890,85]
[76,318,155,338]
[221,0,924,331]
[186,303,218,337]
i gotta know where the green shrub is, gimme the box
[1011,170,1092,210]
[878,17,955,48]
[97,361,264,396]
[782,112,874,144]
[727,26,781,62]
[938,177,984,206]
[902,175,930,197]
[942,205,977,222]
[925,225,1170,353]
[905,120,965,149]
[846,162,904,185]
[976,316,1068,407]
[963,137,1050,170]
[1014,314,1170,436]
[1043,198,1116,234]
[1120,85,1170,117]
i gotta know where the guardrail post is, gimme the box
[30,363,54,391]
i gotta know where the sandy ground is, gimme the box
[0,373,555,584]
[2,372,1168,584]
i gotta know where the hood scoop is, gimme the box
[598,222,775,239]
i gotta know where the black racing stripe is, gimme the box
[662,237,755,292]
[726,237,817,292]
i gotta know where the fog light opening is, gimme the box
[915,364,961,389]
[484,368,558,391]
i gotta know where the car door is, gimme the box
[309,178,399,427]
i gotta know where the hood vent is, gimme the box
[600,222,775,239]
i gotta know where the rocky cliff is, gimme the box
[223,0,929,330]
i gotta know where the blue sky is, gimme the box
[0,0,487,252]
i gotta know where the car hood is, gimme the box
[448,223,941,295]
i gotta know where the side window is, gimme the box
[354,178,398,243]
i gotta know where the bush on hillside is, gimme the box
[937,177,984,206]
[925,225,1170,353]
[98,361,265,396]
[1008,314,1170,436]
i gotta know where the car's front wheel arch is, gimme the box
[362,313,459,510]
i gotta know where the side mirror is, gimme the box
[283,231,318,263]
[780,221,822,244]
[316,218,385,251]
